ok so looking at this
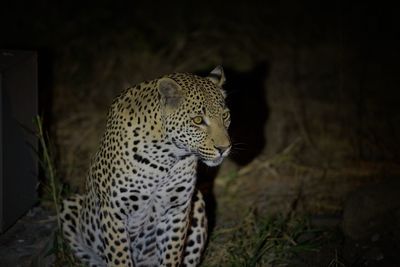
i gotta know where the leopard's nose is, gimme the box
[214,144,231,155]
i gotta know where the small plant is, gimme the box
[35,116,63,226]
[34,115,80,266]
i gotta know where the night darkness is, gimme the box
[1,1,400,266]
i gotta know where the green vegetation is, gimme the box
[202,210,327,267]
[35,116,63,224]
[34,115,80,266]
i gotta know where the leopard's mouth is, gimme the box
[201,155,225,167]
[197,145,231,167]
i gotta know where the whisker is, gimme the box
[231,147,247,151]
[228,149,246,156]
[232,142,248,146]
[231,142,249,150]
[232,142,247,146]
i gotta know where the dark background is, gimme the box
[1,1,400,266]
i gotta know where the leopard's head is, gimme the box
[158,66,231,166]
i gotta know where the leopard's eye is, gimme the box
[192,116,204,125]
[222,111,230,120]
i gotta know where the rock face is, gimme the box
[343,178,400,241]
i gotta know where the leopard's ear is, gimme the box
[158,77,184,113]
[207,65,226,87]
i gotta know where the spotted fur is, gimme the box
[60,66,231,267]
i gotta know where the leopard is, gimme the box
[60,66,231,267]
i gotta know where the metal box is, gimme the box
[0,50,38,232]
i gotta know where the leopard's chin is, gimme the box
[201,156,225,167]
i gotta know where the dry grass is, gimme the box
[202,211,323,267]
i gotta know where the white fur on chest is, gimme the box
[126,155,197,234]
